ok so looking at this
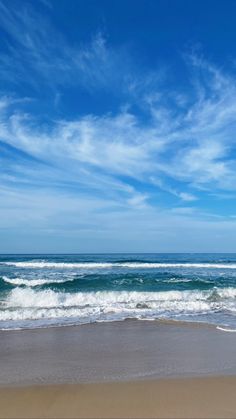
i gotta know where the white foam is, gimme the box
[1,262,114,269]
[120,263,236,269]
[0,286,234,324]
[165,278,192,283]
[216,326,236,332]
[6,287,217,308]
[2,261,236,269]
[216,288,236,298]
[2,276,74,287]
[5,286,236,308]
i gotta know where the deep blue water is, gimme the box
[1,253,236,330]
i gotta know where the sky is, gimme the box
[1,0,236,253]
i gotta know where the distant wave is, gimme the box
[3,261,236,269]
[0,275,214,289]
[1,276,75,287]
[164,277,213,284]
[2,262,114,269]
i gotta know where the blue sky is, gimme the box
[1,0,236,253]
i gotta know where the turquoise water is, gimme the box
[1,253,236,330]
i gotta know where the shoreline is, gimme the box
[0,315,219,333]
[0,317,222,334]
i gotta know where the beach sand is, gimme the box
[1,376,236,418]
[1,320,236,418]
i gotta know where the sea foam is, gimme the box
[2,276,75,287]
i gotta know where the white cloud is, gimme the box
[1,54,236,207]
[127,193,149,209]
[2,182,236,253]
[178,192,197,202]
[150,178,197,201]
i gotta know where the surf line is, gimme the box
[216,326,236,332]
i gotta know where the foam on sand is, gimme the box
[216,326,236,332]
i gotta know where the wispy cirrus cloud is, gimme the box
[2,55,236,194]
[0,0,134,96]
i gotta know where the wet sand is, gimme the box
[1,320,236,417]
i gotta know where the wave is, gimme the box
[164,277,213,284]
[0,276,14,291]
[0,286,235,328]
[1,285,235,311]
[1,276,76,287]
[1,262,114,269]
[3,261,236,269]
[0,290,211,324]
[5,288,201,308]
[0,274,214,290]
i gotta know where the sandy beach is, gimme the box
[1,376,236,418]
[1,320,236,418]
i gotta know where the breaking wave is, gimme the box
[0,287,235,327]
[3,261,236,269]
[1,276,75,287]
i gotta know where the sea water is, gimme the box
[1,253,236,330]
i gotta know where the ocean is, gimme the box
[1,253,236,331]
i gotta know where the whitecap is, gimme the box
[3,261,236,269]
[2,276,75,287]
